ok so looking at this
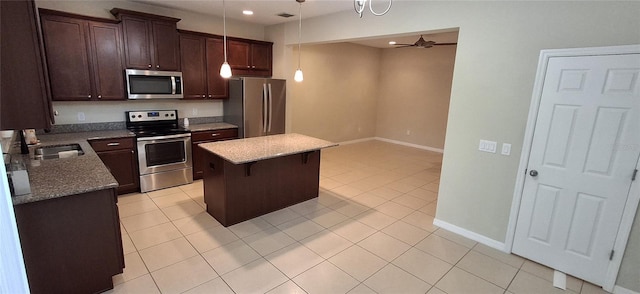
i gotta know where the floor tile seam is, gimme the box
[121,217,173,234]
[355,232,413,263]
[450,248,512,292]
[118,250,153,284]
[136,238,202,274]
[373,219,426,245]
[466,246,523,272]
[410,244,459,268]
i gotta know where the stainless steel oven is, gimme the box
[137,134,192,192]
[126,110,193,192]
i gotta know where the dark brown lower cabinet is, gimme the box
[14,188,124,294]
[203,150,321,226]
[90,137,140,194]
[192,128,238,180]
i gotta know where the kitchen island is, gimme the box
[199,133,337,226]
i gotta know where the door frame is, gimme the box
[505,44,640,292]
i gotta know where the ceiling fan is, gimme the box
[393,35,457,48]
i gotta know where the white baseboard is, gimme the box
[433,218,507,252]
[375,137,444,153]
[614,285,640,294]
[337,137,375,145]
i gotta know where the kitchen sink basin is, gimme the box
[34,144,84,160]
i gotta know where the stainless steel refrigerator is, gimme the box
[223,77,286,138]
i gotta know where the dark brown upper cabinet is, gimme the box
[1,0,53,130]
[179,30,228,100]
[39,9,125,101]
[111,8,180,71]
[227,38,273,77]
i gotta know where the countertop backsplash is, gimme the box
[36,116,224,134]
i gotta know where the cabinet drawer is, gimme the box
[89,137,135,152]
[192,128,238,142]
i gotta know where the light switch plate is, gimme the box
[479,140,497,153]
[502,143,512,155]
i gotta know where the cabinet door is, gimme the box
[121,16,152,70]
[206,37,228,99]
[1,0,52,129]
[152,21,180,71]
[88,21,125,100]
[227,40,251,70]
[180,34,207,99]
[96,148,140,195]
[40,15,93,101]
[251,42,272,73]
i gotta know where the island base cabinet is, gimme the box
[14,188,124,294]
[203,151,321,226]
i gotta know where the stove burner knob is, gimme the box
[138,115,142,118]
[131,115,135,119]
[170,114,174,117]
[165,114,169,117]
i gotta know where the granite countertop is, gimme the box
[199,133,338,164]
[9,131,134,205]
[186,122,238,132]
[7,123,238,205]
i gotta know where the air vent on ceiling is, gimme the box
[277,12,295,18]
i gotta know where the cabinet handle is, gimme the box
[246,65,251,68]
[107,142,120,146]
[156,65,160,69]
[87,95,91,99]
[208,94,212,98]
[148,64,152,68]
[252,65,256,69]
[97,95,102,99]
[131,150,134,154]
[202,95,206,98]
[211,133,220,137]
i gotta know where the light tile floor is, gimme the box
[107,140,610,294]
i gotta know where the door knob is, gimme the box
[529,170,539,177]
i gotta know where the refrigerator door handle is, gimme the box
[268,83,273,132]
[262,83,268,133]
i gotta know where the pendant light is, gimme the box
[220,0,232,78]
[354,0,392,18]
[294,0,304,82]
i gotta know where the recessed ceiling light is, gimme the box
[388,41,396,45]
[243,10,254,15]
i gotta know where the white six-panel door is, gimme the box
[512,53,640,285]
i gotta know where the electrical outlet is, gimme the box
[192,108,198,116]
[77,112,85,121]
[406,129,411,135]
[479,140,497,153]
[501,143,512,155]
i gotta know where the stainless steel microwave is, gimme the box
[125,69,183,99]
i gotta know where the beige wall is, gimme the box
[35,0,265,124]
[376,46,455,149]
[288,43,455,147]
[289,43,380,142]
[269,1,640,290]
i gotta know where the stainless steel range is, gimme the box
[126,110,192,192]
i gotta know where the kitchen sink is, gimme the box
[34,144,84,160]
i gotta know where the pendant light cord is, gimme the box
[297,1,302,69]
[223,0,228,62]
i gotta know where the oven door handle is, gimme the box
[136,133,191,142]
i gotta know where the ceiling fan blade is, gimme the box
[433,43,458,46]
[394,45,415,48]
[393,43,415,46]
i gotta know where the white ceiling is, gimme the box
[130,0,355,26]
[128,0,458,48]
